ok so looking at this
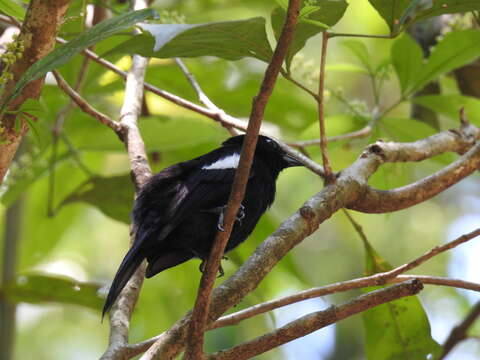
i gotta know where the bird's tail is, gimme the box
[102,244,144,319]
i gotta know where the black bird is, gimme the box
[103,135,302,316]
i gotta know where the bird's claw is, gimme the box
[216,204,245,230]
[236,204,246,224]
[199,260,225,278]
[217,211,225,231]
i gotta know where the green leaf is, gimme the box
[360,239,442,360]
[109,18,273,62]
[271,0,348,70]
[381,117,436,142]
[363,295,442,360]
[60,175,134,224]
[326,63,370,75]
[391,34,423,95]
[3,8,156,109]
[412,94,480,125]
[0,0,25,20]
[140,116,225,151]
[368,0,411,34]
[3,272,104,310]
[17,98,45,116]
[369,0,480,35]
[409,30,480,95]
[342,40,373,73]
[414,0,480,23]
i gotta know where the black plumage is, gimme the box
[103,135,302,316]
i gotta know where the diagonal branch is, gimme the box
[184,1,302,358]
[124,275,480,358]
[175,58,238,136]
[440,301,480,360]
[207,280,424,360]
[52,70,122,135]
[210,228,480,328]
[350,140,480,213]
[134,119,480,360]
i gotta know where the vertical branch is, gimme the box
[0,196,24,360]
[0,0,71,183]
[183,1,302,359]
[102,1,152,359]
[317,32,333,182]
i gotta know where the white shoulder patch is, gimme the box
[202,153,240,170]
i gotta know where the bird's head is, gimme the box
[222,135,303,172]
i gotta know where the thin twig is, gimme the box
[209,228,480,329]
[317,32,333,181]
[328,32,393,39]
[52,71,123,135]
[207,280,423,360]
[175,58,220,111]
[342,209,369,244]
[48,56,92,216]
[184,1,302,358]
[121,273,480,359]
[175,58,238,136]
[440,301,480,359]
[280,69,319,101]
[288,125,373,147]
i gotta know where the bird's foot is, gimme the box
[199,260,225,278]
[236,204,245,224]
[217,204,245,231]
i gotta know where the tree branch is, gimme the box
[184,1,302,358]
[317,31,333,181]
[207,280,423,360]
[440,301,480,360]
[102,1,151,359]
[134,119,480,360]
[350,139,480,213]
[52,70,122,135]
[209,228,480,329]
[0,194,24,360]
[0,0,71,183]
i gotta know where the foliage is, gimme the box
[1,1,480,360]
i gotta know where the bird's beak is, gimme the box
[282,153,303,167]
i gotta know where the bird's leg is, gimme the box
[199,259,225,277]
[218,204,246,230]
[236,204,246,225]
[202,204,246,231]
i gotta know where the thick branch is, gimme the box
[208,280,423,360]
[0,0,70,183]
[184,1,302,358]
[350,140,480,213]
[135,119,480,359]
[122,273,480,359]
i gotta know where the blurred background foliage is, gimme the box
[1,0,480,359]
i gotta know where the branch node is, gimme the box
[366,143,386,161]
[299,205,316,222]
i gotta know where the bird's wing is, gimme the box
[133,147,247,247]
